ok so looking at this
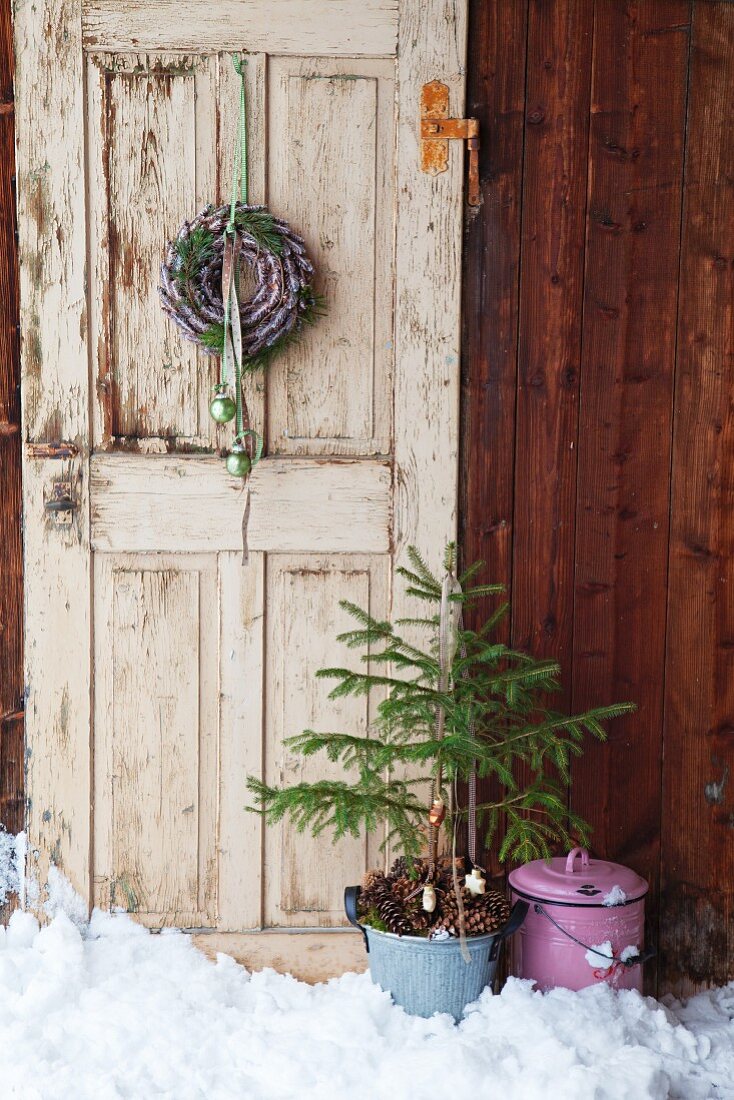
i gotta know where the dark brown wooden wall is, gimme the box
[461,0,734,996]
[0,0,23,842]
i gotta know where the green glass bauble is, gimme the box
[209,391,237,424]
[225,446,252,479]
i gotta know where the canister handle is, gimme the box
[565,847,590,874]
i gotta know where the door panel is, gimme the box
[15,0,468,946]
[264,554,388,927]
[267,57,395,457]
[87,52,221,445]
[94,554,218,926]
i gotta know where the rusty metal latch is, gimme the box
[44,481,75,524]
[420,80,480,206]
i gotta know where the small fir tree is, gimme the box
[247,545,635,866]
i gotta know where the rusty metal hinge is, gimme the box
[420,81,480,207]
[26,441,79,459]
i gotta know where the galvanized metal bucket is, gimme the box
[345,886,528,1022]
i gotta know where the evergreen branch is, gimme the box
[234,208,284,255]
[173,227,216,292]
[405,546,442,592]
[246,776,426,856]
[245,542,637,864]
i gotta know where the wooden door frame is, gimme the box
[0,0,23,851]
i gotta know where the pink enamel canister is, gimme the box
[508,847,651,992]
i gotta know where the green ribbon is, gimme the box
[220,55,262,468]
[235,428,263,465]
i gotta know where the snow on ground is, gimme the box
[0,831,25,907]
[0,904,732,1100]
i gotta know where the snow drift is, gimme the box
[0,902,732,1099]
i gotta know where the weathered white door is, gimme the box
[14,0,467,965]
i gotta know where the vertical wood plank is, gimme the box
[508,0,594,866]
[570,1,691,993]
[0,0,23,841]
[460,0,528,602]
[280,566,369,921]
[15,1,88,442]
[87,55,113,448]
[393,0,467,587]
[280,71,376,445]
[389,0,467,870]
[92,553,114,910]
[511,0,593,680]
[459,0,528,880]
[23,458,91,902]
[661,0,734,996]
[89,53,242,450]
[14,0,91,904]
[218,551,265,930]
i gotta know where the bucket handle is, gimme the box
[533,903,656,970]
[565,847,590,874]
[344,885,370,952]
[489,899,529,961]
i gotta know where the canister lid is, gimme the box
[508,847,648,907]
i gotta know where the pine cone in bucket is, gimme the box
[357,857,510,938]
[359,869,391,911]
[465,890,510,935]
[376,892,414,937]
[435,885,510,937]
[386,855,423,882]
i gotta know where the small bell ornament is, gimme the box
[209,384,237,424]
[428,797,446,828]
[465,867,486,896]
[225,443,252,478]
[422,883,437,913]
